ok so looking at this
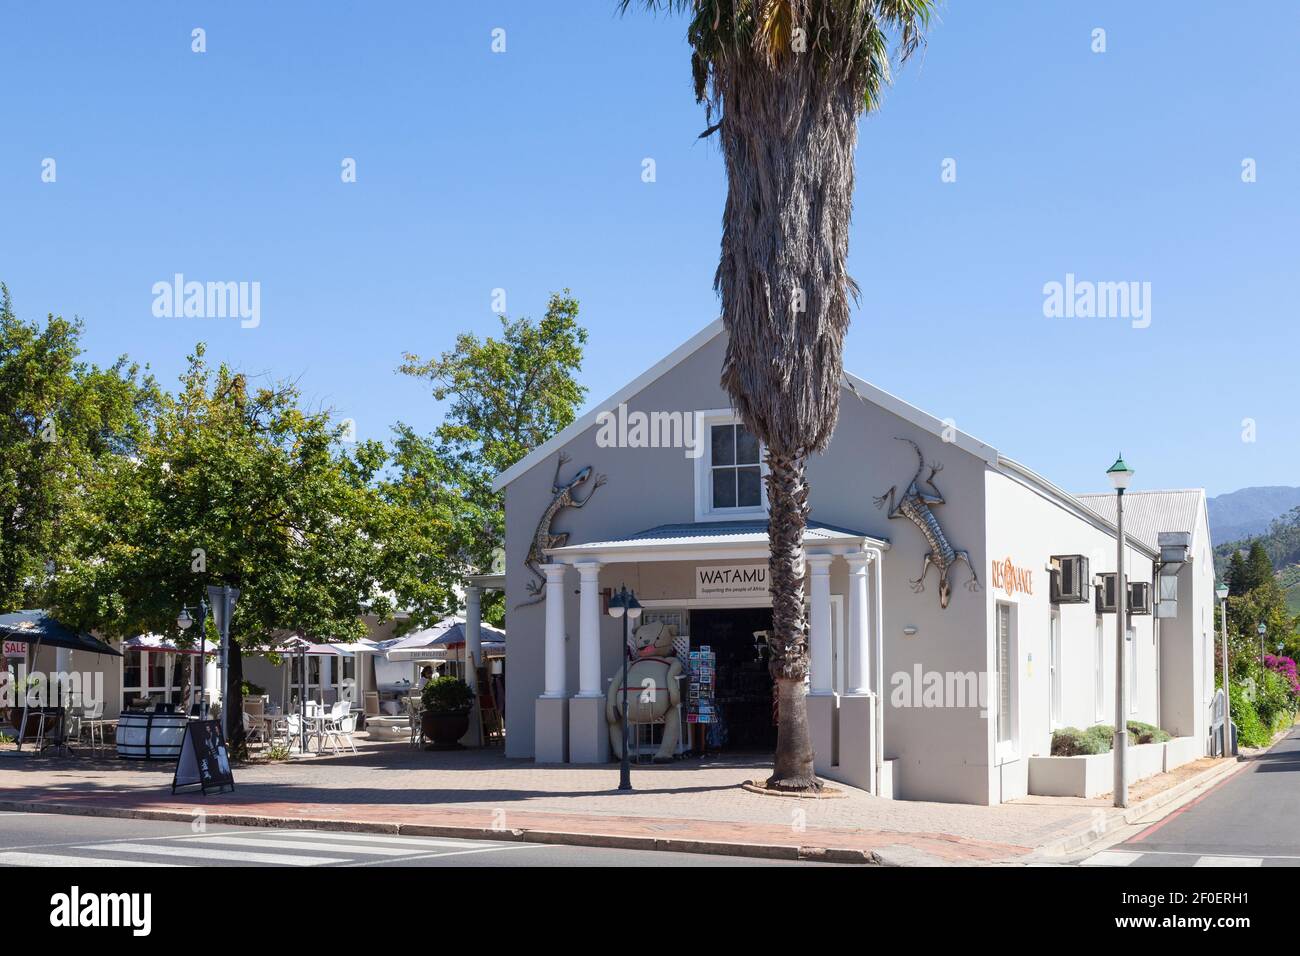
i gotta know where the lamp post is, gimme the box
[1215,583,1230,755]
[1258,622,1267,672]
[176,600,210,717]
[206,585,241,740]
[607,585,642,792]
[1107,453,1134,809]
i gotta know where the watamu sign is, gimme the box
[696,564,768,599]
[991,557,1033,598]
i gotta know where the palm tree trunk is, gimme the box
[765,451,821,791]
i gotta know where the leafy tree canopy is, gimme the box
[392,292,588,629]
[0,286,158,613]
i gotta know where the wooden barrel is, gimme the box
[116,711,188,760]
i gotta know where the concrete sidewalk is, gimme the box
[0,739,1237,865]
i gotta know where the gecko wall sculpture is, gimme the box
[516,452,606,609]
[874,437,980,609]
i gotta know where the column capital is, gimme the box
[575,561,603,579]
[845,551,876,570]
[543,563,569,583]
[805,552,835,573]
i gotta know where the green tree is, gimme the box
[0,286,157,612]
[619,1,936,791]
[394,293,588,628]
[1226,549,1249,596]
[50,344,392,749]
[1244,540,1275,592]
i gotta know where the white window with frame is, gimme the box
[1094,616,1105,721]
[291,655,322,702]
[694,411,766,522]
[1127,625,1138,714]
[122,650,179,707]
[995,602,1018,762]
[1049,610,1062,730]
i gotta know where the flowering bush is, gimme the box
[1264,654,1299,696]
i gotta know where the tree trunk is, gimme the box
[226,640,246,755]
[765,451,821,791]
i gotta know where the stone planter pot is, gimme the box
[421,709,470,750]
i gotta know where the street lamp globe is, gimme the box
[1106,454,1134,491]
[1215,584,1229,602]
[176,607,193,631]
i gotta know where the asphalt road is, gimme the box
[1081,727,1300,867]
[0,811,829,867]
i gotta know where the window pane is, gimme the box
[711,424,735,466]
[735,425,760,464]
[148,653,167,690]
[997,606,1011,743]
[737,466,762,507]
[712,468,736,508]
[123,651,142,690]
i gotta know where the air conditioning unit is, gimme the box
[1095,573,1119,613]
[1129,581,1152,615]
[1050,555,1090,604]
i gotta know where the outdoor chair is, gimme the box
[363,692,380,728]
[322,711,359,755]
[242,711,266,747]
[74,699,108,752]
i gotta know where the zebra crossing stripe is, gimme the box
[80,842,348,866]
[1080,850,1139,866]
[175,835,425,856]
[0,850,183,867]
[1193,855,1262,867]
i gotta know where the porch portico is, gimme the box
[534,520,890,795]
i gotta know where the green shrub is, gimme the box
[0,732,13,746]
[1126,720,1172,745]
[1230,683,1271,748]
[420,676,473,714]
[1051,724,1115,756]
[265,743,291,761]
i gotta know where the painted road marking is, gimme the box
[1193,855,1263,867]
[0,850,182,867]
[1080,850,1139,866]
[83,842,349,866]
[175,835,426,856]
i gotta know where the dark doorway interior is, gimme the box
[690,607,775,753]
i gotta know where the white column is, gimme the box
[464,585,482,691]
[845,552,873,695]
[576,562,603,697]
[543,564,568,698]
[807,553,834,695]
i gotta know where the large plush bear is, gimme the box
[605,619,682,763]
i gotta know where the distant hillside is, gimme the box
[1208,486,1300,544]
[1213,505,1300,614]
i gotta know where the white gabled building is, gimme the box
[494,322,1218,805]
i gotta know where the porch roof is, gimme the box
[545,519,888,564]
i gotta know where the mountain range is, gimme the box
[1208,486,1300,545]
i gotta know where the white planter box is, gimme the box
[1028,741,1174,798]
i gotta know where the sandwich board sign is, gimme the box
[172,719,235,796]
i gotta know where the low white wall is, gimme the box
[1028,737,1197,798]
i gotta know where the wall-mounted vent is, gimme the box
[1129,581,1152,615]
[1095,573,1119,613]
[1050,555,1090,604]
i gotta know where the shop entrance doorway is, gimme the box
[690,607,775,753]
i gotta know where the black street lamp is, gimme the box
[608,585,642,792]
[176,600,210,717]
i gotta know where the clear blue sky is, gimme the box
[1,1,1296,497]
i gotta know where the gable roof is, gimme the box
[1073,489,1208,552]
[492,319,998,492]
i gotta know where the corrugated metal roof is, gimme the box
[551,519,885,554]
[1073,489,1206,551]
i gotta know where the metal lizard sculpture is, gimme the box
[516,452,606,609]
[873,437,980,609]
